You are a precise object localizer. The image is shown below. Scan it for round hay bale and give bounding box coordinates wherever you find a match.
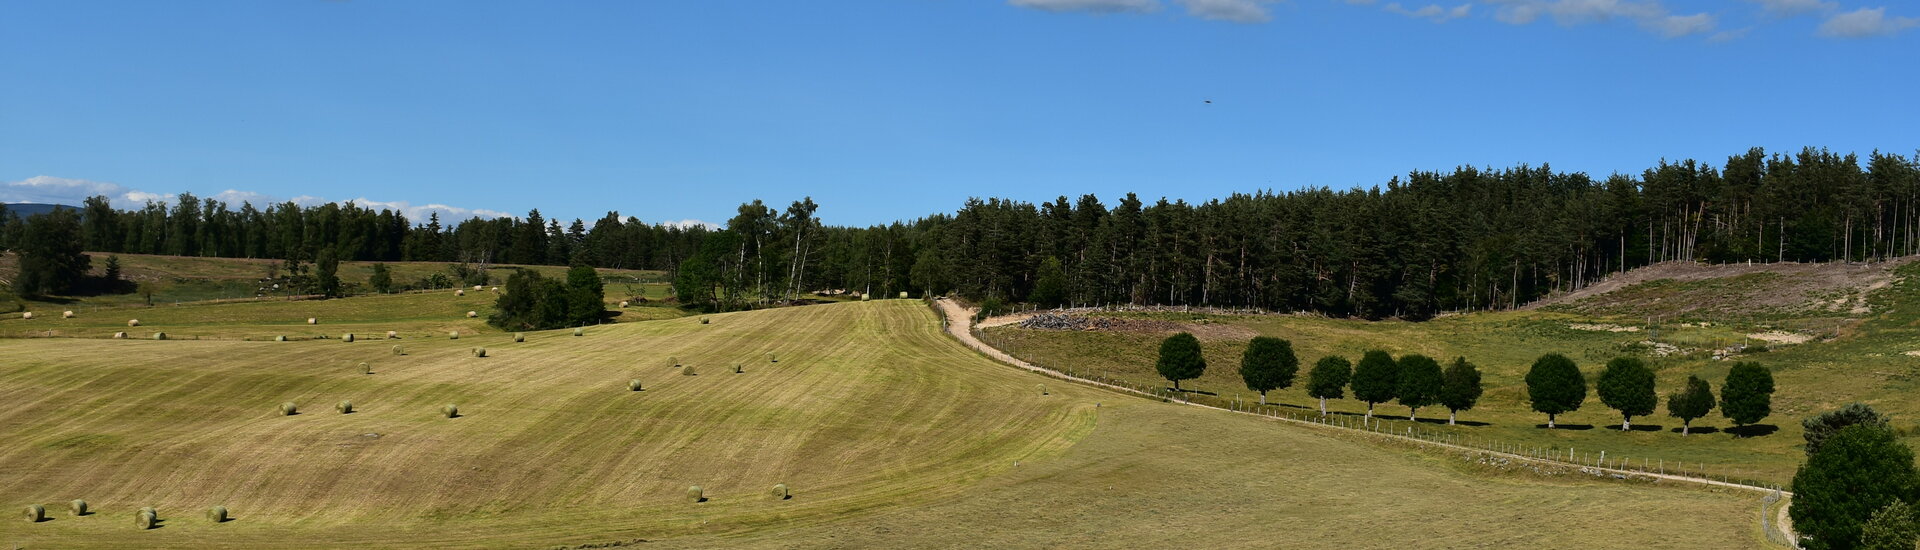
[490,286,498,292]
[274,335,287,342]
[473,285,484,291]
[455,289,466,296]
[307,318,317,325]
[513,333,525,343]
[733,364,743,374]
[391,344,405,356]
[63,310,74,319]
[466,311,478,318]
[23,503,44,522]
[573,327,584,337]
[442,404,459,418]
[113,331,128,339]
[670,356,680,367]
[69,499,88,516]
[337,400,354,414]
[359,362,372,375]
[135,508,155,529]
[127,319,141,327]
[700,318,710,325]
[769,483,790,500]
[682,365,697,376]
[20,312,32,320]
[152,332,167,341]
[618,301,629,308]
[448,331,460,340]
[861,294,870,301]
[386,331,399,339]
[472,347,487,358]
[628,379,644,391]
[206,506,227,523]
[342,333,355,343]
[899,291,909,299]
[280,402,298,416]
[1037,383,1048,396]
[686,485,705,503]
[767,352,777,363]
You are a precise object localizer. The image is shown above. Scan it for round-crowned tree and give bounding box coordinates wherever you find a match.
[1306,356,1352,416]
[1803,403,1890,457]
[1721,361,1776,433]
[1394,354,1442,422]
[1666,375,1715,435]
[1596,357,1657,431]
[1156,332,1206,392]
[1439,357,1483,426]
[1524,353,1586,429]
[1859,500,1919,550]
[1791,423,1920,550]
[1238,336,1298,405]
[1350,350,1398,420]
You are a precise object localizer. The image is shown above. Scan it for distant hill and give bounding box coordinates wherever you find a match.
[1,203,77,218]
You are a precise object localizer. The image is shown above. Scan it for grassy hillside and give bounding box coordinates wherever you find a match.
[980,261,1920,487]
[0,301,1767,548]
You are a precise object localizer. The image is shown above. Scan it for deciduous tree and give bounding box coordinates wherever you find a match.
[1307,356,1351,416]
[1395,354,1442,422]
[1597,357,1656,431]
[1439,357,1483,426]
[1156,332,1206,392]
[1350,350,1398,420]
[1238,336,1298,405]
[1666,375,1715,435]
[1525,353,1586,429]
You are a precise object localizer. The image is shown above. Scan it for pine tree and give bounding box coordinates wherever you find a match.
[368,263,394,294]
[1394,354,1442,422]
[1524,353,1586,429]
[1029,256,1067,308]
[1596,357,1657,431]
[1238,336,1298,405]
[1155,332,1206,392]
[1349,350,1399,420]
[1306,356,1351,416]
[1439,357,1482,426]
[1666,375,1715,435]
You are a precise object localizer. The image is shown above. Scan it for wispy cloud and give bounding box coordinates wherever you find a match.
[2,176,511,223]
[1486,0,1716,37]
[1741,0,1836,17]
[1007,0,1163,14]
[1177,0,1278,23]
[1384,3,1473,23]
[1817,6,1920,37]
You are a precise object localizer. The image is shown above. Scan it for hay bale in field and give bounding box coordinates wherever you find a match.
[63,310,74,319]
[391,344,405,356]
[1037,383,1048,396]
[206,506,227,523]
[573,327,584,337]
[700,318,709,325]
[455,289,466,296]
[670,356,680,367]
[618,301,629,308]
[275,335,287,342]
[135,508,155,529]
[127,319,140,327]
[442,404,459,418]
[466,311,478,318]
[490,286,498,292]
[473,285,484,291]
[386,331,399,339]
[359,362,372,375]
[336,400,354,414]
[23,503,44,522]
[448,331,460,340]
[280,402,298,416]
[472,347,487,358]
[113,331,128,339]
[69,499,88,516]
[20,312,32,320]
[682,365,697,376]
[686,485,705,503]
[733,364,743,374]
[342,333,355,342]
[307,318,317,325]
[513,333,525,342]
[152,332,167,340]
[767,352,777,363]
[629,379,644,391]
[769,484,790,500]
[899,291,909,299]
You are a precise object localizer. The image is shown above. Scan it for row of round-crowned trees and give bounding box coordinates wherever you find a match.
[1524,353,1775,434]
[1157,334,1487,425]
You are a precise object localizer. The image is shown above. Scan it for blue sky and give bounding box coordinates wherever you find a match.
[3,0,1917,227]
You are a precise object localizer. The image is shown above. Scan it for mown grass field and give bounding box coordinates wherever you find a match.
[981,262,1920,487]
[0,300,1769,548]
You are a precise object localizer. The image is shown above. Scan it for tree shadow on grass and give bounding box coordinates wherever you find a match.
[1169,388,1217,396]
[1535,424,1596,430]
[1672,426,1720,435]
[1604,424,1666,432]
[1725,424,1779,438]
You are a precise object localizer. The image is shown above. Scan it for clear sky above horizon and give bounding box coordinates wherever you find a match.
[4,0,1917,227]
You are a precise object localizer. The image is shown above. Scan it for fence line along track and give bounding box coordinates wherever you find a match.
[930,298,1800,549]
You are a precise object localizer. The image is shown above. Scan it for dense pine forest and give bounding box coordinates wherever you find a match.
[5,146,1919,318]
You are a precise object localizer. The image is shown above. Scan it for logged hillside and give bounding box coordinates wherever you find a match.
[0,301,1768,548]
[1531,258,1914,320]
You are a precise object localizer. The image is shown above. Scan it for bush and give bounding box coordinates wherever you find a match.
[135,508,156,529]
[513,333,525,343]
[629,379,644,391]
[472,347,487,358]
[24,503,44,523]
[69,499,87,516]
[336,400,354,414]
[342,333,355,342]
[360,362,372,375]
[443,404,459,418]
[206,506,227,523]
[683,365,698,376]
[280,402,298,416]
[391,344,404,356]
[770,483,790,500]
[687,485,705,503]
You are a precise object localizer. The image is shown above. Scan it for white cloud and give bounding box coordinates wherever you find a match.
[1644,12,1716,37]
[1008,0,1163,13]
[1817,7,1920,37]
[661,219,720,230]
[2,175,510,223]
[1178,0,1277,22]
[1486,0,1715,37]
[1385,3,1472,22]
[0,176,140,204]
[1742,0,1835,17]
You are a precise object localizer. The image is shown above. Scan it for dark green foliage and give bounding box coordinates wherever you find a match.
[565,265,605,327]
[12,207,90,296]
[314,248,342,298]
[490,269,605,331]
[1439,357,1483,425]
[973,297,1008,323]
[1792,423,1920,550]
[1154,332,1206,391]
[1349,350,1398,419]
[1805,404,1891,457]
[1029,256,1067,307]
[1666,375,1715,435]
[1596,357,1657,431]
[1524,353,1586,428]
[1721,362,1775,428]
[1237,337,1298,404]
[103,255,122,282]
[1394,354,1442,421]
[1307,356,1351,415]
[368,262,394,293]
[1860,500,1919,550]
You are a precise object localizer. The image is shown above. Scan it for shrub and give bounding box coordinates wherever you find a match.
[280,402,298,416]
[69,499,87,516]
[360,362,372,375]
[629,379,644,391]
[770,483,790,500]
[472,347,487,357]
[513,333,525,343]
[391,344,404,356]
[443,404,459,418]
[687,485,705,503]
[153,332,167,340]
[573,327,584,337]
[128,319,140,327]
[342,333,355,342]
[24,503,44,523]
[337,400,354,414]
[449,331,460,340]
[207,506,227,523]
[683,365,697,376]
[135,508,155,529]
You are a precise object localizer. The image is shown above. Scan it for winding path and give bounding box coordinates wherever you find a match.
[933,298,1801,548]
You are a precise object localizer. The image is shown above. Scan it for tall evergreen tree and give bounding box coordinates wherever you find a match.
[1030,256,1067,308]
[1237,336,1298,405]
[1439,357,1483,426]
[1155,332,1206,392]
[1306,356,1351,416]
[1394,354,1443,422]
[1524,353,1586,429]
[1596,357,1657,431]
[1350,350,1399,420]
[1666,375,1715,435]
